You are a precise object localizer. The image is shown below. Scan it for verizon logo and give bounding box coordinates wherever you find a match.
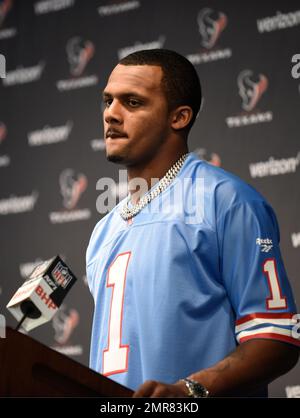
[28,121,73,146]
[34,0,75,15]
[257,10,300,33]
[2,63,45,86]
[249,153,299,178]
[0,192,38,215]
[118,36,165,60]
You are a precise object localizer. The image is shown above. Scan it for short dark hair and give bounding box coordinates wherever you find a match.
[119,49,202,132]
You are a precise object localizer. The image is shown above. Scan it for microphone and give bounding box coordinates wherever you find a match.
[6,255,77,332]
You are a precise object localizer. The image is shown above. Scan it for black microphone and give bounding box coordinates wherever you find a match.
[7,255,77,332]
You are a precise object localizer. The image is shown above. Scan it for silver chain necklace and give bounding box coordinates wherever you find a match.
[120,153,189,221]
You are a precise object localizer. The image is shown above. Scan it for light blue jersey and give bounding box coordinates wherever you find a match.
[86,153,298,393]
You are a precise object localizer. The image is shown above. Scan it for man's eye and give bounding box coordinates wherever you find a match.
[128,99,140,107]
[103,99,112,107]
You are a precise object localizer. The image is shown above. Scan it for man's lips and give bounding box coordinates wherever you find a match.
[106,129,127,139]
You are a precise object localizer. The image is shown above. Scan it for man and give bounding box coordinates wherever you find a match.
[86,49,299,397]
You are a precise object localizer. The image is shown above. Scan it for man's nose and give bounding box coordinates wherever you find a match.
[104,100,123,125]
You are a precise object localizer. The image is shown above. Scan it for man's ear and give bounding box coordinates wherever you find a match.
[170,106,193,131]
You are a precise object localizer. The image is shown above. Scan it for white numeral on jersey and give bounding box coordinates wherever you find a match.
[103,252,131,376]
[263,259,287,310]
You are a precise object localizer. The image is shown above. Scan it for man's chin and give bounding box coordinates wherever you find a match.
[106,153,125,164]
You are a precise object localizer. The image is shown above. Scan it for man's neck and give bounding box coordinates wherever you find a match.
[127,145,189,205]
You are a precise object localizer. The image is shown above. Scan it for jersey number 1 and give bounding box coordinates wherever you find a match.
[263,258,287,310]
[102,252,130,376]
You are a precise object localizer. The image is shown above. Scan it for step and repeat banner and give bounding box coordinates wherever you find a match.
[0,0,299,397]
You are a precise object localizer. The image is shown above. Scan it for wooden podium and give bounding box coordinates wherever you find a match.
[0,327,133,397]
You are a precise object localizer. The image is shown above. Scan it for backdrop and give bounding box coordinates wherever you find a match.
[0,0,299,397]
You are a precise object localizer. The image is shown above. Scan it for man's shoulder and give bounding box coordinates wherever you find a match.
[188,153,267,206]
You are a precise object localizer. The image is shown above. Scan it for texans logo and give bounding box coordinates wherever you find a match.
[238,70,268,112]
[197,8,227,49]
[66,36,95,77]
[59,169,87,210]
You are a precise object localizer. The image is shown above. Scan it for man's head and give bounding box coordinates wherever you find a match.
[119,49,202,129]
[103,49,202,165]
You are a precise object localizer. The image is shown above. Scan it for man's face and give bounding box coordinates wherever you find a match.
[102,64,171,166]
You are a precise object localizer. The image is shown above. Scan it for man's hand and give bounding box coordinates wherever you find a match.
[133,380,189,398]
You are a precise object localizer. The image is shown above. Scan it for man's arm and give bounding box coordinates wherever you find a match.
[132,339,299,397]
